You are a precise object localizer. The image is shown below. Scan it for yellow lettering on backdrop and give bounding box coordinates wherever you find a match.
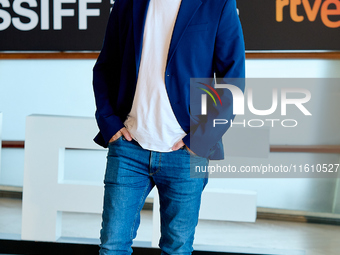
[276,0,289,22]
[302,0,322,21]
[290,0,304,22]
[321,0,340,28]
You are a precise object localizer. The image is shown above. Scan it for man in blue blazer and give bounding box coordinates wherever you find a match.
[93,0,245,254]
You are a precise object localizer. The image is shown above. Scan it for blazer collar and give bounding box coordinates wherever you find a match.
[133,0,151,78]
[133,0,202,75]
[167,0,202,66]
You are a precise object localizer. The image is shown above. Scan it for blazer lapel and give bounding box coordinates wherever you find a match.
[133,0,151,77]
[167,0,202,66]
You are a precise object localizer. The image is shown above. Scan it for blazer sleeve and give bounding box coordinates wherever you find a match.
[182,0,246,158]
[92,0,125,146]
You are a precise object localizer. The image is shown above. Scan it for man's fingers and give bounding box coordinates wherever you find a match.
[120,127,132,141]
[109,130,121,143]
[172,140,184,151]
[109,127,132,143]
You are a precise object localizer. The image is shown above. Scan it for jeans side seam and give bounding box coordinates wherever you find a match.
[130,180,151,240]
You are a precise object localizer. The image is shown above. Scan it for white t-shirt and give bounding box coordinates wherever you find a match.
[124,0,186,152]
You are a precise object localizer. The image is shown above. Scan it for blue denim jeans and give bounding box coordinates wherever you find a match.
[99,136,209,255]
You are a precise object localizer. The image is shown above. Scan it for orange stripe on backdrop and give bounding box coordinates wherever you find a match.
[2,141,340,153]
[1,52,340,59]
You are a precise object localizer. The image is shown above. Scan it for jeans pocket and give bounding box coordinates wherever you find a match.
[108,135,123,146]
[183,146,201,158]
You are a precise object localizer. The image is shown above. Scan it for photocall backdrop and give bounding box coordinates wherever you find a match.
[0,0,339,51]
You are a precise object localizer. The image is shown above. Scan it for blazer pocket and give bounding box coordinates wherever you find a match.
[185,23,208,32]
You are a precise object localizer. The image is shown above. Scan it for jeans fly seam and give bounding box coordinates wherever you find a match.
[153,152,162,175]
[148,152,152,175]
[149,152,161,176]
[130,180,151,240]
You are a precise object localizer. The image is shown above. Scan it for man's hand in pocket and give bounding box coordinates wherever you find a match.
[109,127,133,143]
[172,139,198,155]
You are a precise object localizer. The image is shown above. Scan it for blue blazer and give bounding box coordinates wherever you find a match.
[93,0,245,159]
